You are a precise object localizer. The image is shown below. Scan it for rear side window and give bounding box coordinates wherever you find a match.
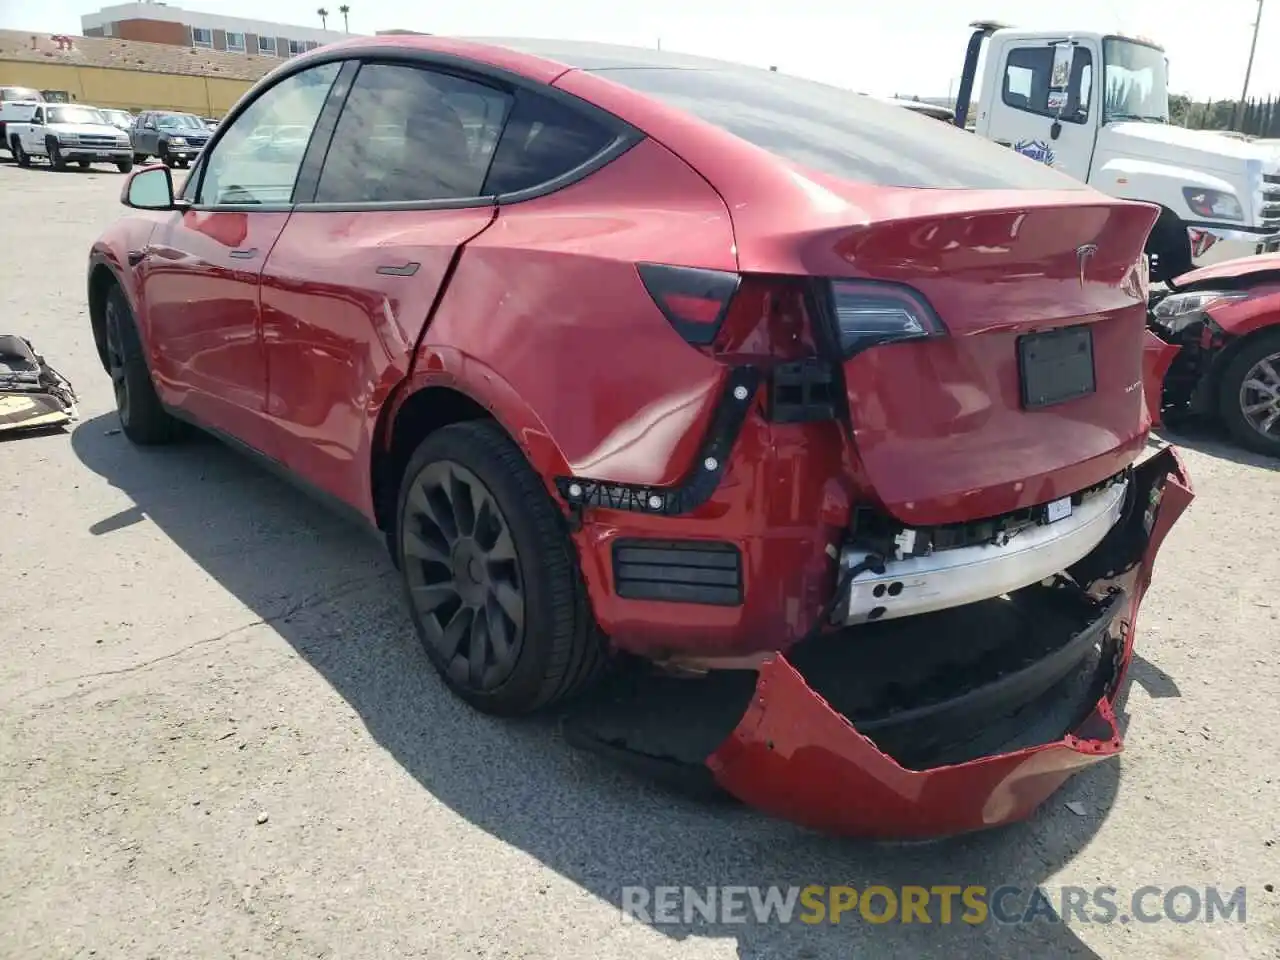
[594,67,1087,191]
[315,63,512,203]
[482,91,616,195]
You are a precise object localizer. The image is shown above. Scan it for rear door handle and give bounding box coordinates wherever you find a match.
[229,248,258,259]
[376,261,420,277]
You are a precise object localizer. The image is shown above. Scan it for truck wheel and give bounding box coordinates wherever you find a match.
[116,159,134,174]
[395,421,605,716]
[133,153,146,164]
[1218,330,1280,458]
[158,143,170,166]
[103,285,185,446]
[11,137,30,168]
[77,159,91,169]
[45,138,67,171]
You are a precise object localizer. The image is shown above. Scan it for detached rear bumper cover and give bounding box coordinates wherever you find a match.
[706,446,1193,839]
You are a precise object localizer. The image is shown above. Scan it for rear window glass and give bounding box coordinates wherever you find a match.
[593,67,1087,191]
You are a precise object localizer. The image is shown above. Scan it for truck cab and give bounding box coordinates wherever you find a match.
[956,22,1280,282]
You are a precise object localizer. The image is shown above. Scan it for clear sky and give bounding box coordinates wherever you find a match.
[0,0,1272,101]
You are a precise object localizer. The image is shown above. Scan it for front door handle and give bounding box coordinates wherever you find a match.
[376,261,420,277]
[229,248,258,259]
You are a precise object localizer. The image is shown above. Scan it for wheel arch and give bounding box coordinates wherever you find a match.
[87,258,123,372]
[370,362,575,538]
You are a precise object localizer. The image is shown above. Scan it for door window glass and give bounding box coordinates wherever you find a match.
[1002,46,1094,123]
[314,63,512,204]
[197,61,341,206]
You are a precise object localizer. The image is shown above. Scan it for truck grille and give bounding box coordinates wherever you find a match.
[1261,173,1280,229]
[75,135,122,148]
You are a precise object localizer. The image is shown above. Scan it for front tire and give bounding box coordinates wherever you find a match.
[103,285,184,446]
[396,421,604,715]
[46,138,67,170]
[116,159,133,174]
[1218,330,1280,457]
[77,159,91,169]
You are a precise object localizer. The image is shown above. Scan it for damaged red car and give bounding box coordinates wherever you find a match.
[86,36,1193,839]
[1146,251,1280,457]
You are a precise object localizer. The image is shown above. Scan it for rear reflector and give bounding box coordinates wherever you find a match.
[829,279,945,355]
[638,262,741,346]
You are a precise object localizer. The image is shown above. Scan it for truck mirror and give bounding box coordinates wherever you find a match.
[1048,42,1076,120]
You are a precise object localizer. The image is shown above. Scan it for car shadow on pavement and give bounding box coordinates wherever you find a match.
[72,413,1122,960]
[1154,421,1279,471]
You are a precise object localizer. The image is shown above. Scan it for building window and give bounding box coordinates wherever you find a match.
[192,27,213,47]
[226,31,245,52]
[102,22,113,37]
[288,39,302,55]
[258,35,276,54]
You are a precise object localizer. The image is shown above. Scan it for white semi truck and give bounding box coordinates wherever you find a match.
[953,20,1280,282]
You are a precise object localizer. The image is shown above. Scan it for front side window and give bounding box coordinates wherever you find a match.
[314,63,512,204]
[1103,39,1170,123]
[198,61,341,206]
[1001,45,1094,124]
[192,27,213,47]
[597,66,1084,190]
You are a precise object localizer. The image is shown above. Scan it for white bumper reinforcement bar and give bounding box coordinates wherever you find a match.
[840,478,1129,624]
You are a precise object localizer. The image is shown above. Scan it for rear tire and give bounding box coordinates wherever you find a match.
[396,421,605,715]
[1218,330,1280,458]
[12,138,30,168]
[103,285,185,446]
[158,143,170,167]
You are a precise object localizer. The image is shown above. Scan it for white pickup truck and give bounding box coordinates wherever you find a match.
[6,102,133,172]
[954,20,1280,282]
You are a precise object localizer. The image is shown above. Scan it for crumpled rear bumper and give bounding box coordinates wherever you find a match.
[704,446,1193,839]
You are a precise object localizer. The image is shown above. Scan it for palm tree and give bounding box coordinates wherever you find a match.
[338,4,350,31]
[317,7,329,29]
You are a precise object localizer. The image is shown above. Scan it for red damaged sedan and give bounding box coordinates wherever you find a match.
[86,36,1193,839]
[1145,251,1280,457]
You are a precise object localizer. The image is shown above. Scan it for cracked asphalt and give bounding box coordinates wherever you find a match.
[1,160,1278,960]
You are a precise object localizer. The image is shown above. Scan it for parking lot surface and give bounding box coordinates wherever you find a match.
[1,160,1278,960]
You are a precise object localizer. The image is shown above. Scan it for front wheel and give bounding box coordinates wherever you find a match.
[77,159,91,169]
[116,159,133,174]
[103,286,185,446]
[396,421,604,715]
[1219,331,1280,458]
[46,138,67,170]
[133,153,146,164]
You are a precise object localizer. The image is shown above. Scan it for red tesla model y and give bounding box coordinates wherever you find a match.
[88,35,1194,838]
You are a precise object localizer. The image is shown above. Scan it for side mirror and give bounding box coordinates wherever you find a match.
[121,165,176,210]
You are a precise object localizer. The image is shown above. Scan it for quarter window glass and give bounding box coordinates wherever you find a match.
[198,61,340,206]
[314,63,512,203]
[1002,46,1094,123]
[482,91,615,195]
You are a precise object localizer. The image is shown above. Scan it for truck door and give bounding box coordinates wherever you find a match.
[980,38,1099,183]
[23,106,43,150]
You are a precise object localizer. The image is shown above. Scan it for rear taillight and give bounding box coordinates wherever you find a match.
[829,280,945,355]
[637,262,740,346]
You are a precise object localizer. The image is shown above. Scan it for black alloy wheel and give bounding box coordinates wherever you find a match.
[402,459,526,693]
[395,421,605,715]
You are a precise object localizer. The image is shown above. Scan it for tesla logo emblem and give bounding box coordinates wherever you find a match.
[1076,244,1098,287]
